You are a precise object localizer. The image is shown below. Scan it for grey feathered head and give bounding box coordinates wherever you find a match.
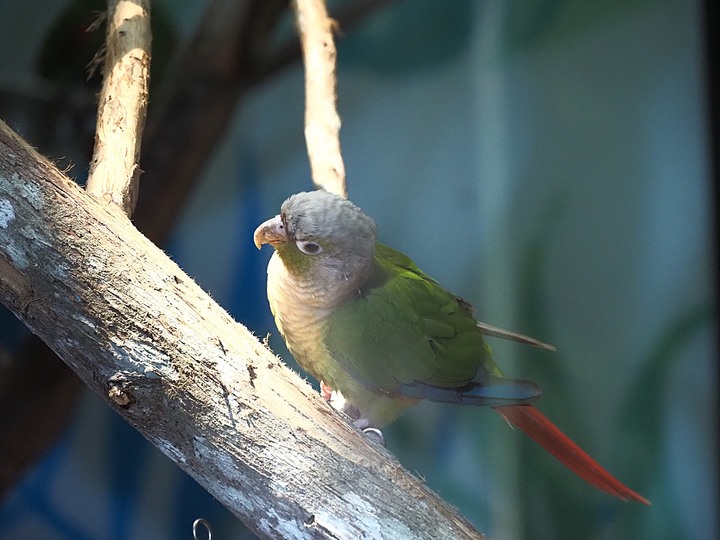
[255,190,377,286]
[282,191,376,248]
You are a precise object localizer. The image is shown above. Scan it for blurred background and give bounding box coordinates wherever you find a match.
[0,0,717,539]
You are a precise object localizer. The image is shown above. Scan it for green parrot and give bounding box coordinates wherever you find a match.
[254,190,648,504]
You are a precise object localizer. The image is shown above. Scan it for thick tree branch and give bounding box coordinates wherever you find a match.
[0,120,485,539]
[87,0,151,214]
[293,0,347,198]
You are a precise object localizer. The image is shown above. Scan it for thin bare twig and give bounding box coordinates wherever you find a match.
[86,0,151,215]
[293,0,347,198]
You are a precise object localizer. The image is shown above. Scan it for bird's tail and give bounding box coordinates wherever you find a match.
[494,404,650,505]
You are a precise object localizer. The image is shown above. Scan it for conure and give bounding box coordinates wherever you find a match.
[254,190,648,504]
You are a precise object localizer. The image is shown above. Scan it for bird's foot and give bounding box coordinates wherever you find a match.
[361,427,385,447]
[320,386,382,445]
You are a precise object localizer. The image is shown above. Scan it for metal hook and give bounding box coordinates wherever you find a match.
[193,518,213,540]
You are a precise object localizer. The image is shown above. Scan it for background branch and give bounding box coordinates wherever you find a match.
[293,0,347,198]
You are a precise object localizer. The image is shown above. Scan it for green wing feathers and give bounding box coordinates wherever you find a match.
[324,243,499,395]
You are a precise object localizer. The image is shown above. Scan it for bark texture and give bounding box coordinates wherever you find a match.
[86,0,151,214]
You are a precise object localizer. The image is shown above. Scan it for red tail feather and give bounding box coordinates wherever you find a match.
[494,404,650,505]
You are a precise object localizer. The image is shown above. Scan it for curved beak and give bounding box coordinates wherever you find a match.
[253,215,287,249]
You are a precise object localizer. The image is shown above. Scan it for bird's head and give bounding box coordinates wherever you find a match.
[254,190,377,285]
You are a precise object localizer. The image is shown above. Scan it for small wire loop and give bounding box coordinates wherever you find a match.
[193,518,213,540]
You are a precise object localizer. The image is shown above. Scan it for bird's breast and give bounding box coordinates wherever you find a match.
[266,253,334,374]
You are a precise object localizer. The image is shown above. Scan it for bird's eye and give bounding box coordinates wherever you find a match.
[297,240,322,255]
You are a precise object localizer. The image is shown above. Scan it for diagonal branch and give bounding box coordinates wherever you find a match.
[0,120,486,539]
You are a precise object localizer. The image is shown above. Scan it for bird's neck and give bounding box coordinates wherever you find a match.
[267,252,368,311]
